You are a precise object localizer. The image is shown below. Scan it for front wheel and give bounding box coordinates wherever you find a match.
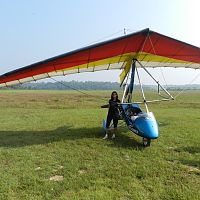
[143,138,151,147]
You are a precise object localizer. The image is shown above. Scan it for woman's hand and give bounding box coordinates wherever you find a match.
[101,104,109,108]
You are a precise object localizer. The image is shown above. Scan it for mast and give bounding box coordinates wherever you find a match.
[127,59,136,103]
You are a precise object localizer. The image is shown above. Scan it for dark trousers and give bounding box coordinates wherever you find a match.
[106,113,118,128]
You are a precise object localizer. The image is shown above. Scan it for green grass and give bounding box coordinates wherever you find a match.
[0,90,199,200]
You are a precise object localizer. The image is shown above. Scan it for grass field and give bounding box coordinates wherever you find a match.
[0,90,199,200]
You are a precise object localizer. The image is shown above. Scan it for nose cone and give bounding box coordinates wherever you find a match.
[135,112,159,139]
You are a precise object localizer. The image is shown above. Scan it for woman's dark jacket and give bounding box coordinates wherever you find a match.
[101,99,121,118]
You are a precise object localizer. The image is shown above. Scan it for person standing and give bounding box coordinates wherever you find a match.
[101,91,121,139]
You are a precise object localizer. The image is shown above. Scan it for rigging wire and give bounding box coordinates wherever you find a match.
[135,66,149,112]
[174,70,200,99]
[82,27,137,48]
[125,28,138,33]
[83,29,124,47]
[159,68,168,87]
[137,60,174,100]
[148,35,168,87]
[49,77,109,102]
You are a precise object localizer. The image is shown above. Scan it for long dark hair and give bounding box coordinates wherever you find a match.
[111,91,119,101]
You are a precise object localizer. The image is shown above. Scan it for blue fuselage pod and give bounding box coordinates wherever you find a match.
[134,112,159,139]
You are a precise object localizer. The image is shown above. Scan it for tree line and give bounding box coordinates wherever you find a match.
[1,81,200,90]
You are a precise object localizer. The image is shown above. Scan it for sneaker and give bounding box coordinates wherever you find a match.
[103,134,108,140]
[111,134,115,139]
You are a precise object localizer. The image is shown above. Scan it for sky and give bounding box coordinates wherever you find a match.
[0,0,200,85]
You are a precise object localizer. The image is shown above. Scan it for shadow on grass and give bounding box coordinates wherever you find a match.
[175,146,200,154]
[174,146,200,170]
[0,126,143,149]
[106,132,144,150]
[179,159,200,169]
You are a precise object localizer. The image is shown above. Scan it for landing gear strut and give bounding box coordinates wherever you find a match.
[143,138,151,147]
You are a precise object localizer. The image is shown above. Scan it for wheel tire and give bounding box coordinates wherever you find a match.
[143,138,151,147]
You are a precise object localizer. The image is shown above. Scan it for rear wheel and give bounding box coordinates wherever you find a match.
[143,138,151,147]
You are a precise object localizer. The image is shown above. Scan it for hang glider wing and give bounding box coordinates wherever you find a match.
[0,28,200,87]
